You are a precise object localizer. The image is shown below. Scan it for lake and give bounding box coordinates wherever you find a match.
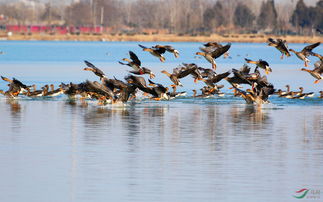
[0,41,322,202]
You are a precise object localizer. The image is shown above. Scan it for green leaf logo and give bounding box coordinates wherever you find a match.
[293,188,309,199]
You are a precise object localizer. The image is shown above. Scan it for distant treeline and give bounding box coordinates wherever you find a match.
[0,0,322,36]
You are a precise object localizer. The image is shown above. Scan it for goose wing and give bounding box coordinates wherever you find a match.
[209,71,231,83]
[302,42,321,56]
[210,43,231,59]
[84,60,105,78]
[129,51,141,66]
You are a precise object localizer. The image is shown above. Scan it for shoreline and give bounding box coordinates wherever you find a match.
[1,33,322,43]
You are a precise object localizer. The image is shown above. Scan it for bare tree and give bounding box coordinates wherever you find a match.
[0,0,320,36]
[65,2,92,26]
[234,3,255,30]
[257,0,278,32]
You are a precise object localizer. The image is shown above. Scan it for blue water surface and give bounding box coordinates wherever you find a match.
[0,41,322,202]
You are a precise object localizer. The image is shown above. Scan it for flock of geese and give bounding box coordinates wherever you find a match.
[0,39,322,105]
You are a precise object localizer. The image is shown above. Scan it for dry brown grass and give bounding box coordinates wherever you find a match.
[1,33,322,43]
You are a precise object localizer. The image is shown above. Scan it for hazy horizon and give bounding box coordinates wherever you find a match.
[0,0,320,6]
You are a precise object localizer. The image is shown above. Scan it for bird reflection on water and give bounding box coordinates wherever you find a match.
[7,99,21,115]
[63,100,274,140]
[230,104,271,129]
[54,99,323,147]
[81,104,168,132]
[5,99,22,133]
